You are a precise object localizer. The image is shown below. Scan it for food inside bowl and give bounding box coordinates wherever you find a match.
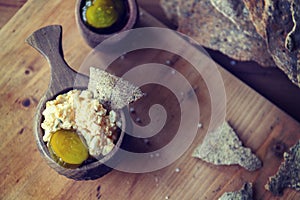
[48,129,89,168]
[81,0,128,33]
[41,67,143,168]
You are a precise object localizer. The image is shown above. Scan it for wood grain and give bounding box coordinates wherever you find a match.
[0,0,299,200]
[2,1,300,122]
[0,0,27,28]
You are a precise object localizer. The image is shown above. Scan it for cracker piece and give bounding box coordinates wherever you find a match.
[244,0,300,87]
[159,0,180,26]
[176,0,275,67]
[88,67,143,109]
[265,140,300,196]
[218,182,253,200]
[209,0,259,38]
[193,121,262,171]
[161,0,300,87]
[285,0,300,52]
[264,0,300,87]
[242,0,269,39]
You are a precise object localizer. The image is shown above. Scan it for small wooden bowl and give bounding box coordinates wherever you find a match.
[75,0,139,48]
[26,25,126,180]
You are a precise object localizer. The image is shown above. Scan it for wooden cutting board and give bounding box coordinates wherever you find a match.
[0,0,299,199]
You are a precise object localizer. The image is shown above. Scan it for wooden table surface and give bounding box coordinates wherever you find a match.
[1,1,300,122]
[1,0,300,200]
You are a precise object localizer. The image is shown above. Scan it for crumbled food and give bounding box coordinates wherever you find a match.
[41,90,78,142]
[218,182,253,200]
[42,67,143,167]
[265,140,300,196]
[193,121,262,171]
[42,89,118,158]
[73,90,118,157]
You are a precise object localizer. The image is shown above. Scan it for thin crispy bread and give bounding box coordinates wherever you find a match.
[265,140,300,196]
[176,0,275,66]
[159,0,180,26]
[242,0,269,39]
[243,0,300,87]
[218,183,253,200]
[209,0,259,38]
[264,0,299,86]
[160,0,300,87]
[193,121,262,171]
[88,67,143,109]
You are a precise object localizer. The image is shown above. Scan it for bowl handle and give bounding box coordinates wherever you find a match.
[25,25,88,96]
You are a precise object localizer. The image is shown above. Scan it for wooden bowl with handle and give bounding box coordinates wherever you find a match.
[75,0,139,48]
[26,25,126,180]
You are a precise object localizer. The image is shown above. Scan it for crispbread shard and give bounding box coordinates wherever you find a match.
[243,0,300,87]
[159,0,180,26]
[241,0,269,39]
[263,0,300,87]
[193,121,262,171]
[265,140,300,196]
[285,0,300,52]
[88,67,143,109]
[160,0,300,88]
[160,0,275,67]
[218,182,253,200]
[209,0,259,38]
